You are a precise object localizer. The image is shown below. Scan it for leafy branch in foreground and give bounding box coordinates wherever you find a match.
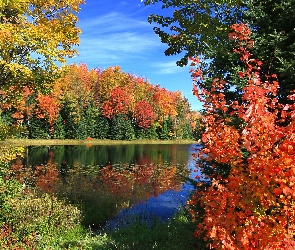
[188,23,295,249]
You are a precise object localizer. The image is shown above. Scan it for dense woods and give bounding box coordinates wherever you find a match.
[0,63,200,140]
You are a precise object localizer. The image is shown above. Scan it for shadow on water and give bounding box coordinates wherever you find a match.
[7,143,202,231]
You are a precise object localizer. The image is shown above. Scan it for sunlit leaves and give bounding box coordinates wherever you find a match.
[189,23,295,249]
[143,0,243,66]
[1,62,196,140]
[95,66,135,104]
[133,100,156,129]
[35,93,60,134]
[102,87,132,119]
[152,85,177,122]
[0,0,84,89]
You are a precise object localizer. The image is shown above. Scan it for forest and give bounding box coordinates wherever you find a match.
[0,63,200,141]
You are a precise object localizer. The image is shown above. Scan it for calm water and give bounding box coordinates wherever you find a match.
[10,143,201,230]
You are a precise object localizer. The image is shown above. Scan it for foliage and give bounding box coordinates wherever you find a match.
[28,115,48,139]
[135,123,158,140]
[1,64,197,141]
[0,167,81,249]
[152,85,177,122]
[0,113,11,140]
[188,23,295,249]
[35,93,60,135]
[52,115,66,139]
[3,193,81,249]
[95,115,110,139]
[143,0,243,66]
[109,114,135,141]
[244,0,295,103]
[102,87,132,119]
[0,0,84,91]
[133,100,156,129]
[157,117,174,140]
[144,0,295,107]
[94,66,135,104]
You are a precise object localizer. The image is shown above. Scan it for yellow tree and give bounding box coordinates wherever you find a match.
[94,66,135,104]
[152,85,177,123]
[52,63,96,124]
[0,0,84,91]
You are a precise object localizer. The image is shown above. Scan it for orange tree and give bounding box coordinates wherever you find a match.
[188,23,295,249]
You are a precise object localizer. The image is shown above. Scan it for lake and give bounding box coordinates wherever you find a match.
[8,143,201,230]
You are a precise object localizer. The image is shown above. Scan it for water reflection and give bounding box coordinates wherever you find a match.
[104,145,202,230]
[7,144,200,229]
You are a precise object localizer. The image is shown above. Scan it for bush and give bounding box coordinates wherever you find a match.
[0,177,81,249]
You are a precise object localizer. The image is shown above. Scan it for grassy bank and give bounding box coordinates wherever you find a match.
[3,138,198,146]
[58,209,202,250]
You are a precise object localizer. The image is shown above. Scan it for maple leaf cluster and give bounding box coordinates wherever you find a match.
[188,23,295,249]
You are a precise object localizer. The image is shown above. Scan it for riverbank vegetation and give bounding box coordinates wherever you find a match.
[3,138,198,146]
[0,166,199,249]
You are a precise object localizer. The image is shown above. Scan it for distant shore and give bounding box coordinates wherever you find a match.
[3,138,198,146]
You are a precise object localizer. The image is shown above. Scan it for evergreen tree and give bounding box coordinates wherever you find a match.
[52,116,66,139]
[28,116,48,139]
[109,114,135,140]
[95,115,110,139]
[157,118,173,140]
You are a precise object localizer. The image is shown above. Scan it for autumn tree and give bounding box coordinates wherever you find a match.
[53,63,96,110]
[188,23,295,249]
[53,63,97,139]
[152,85,177,122]
[101,87,132,119]
[132,76,153,104]
[35,93,60,136]
[132,100,156,129]
[144,0,295,104]
[94,66,135,104]
[0,86,35,125]
[0,0,84,90]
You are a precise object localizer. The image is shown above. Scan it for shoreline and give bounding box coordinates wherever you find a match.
[3,138,198,146]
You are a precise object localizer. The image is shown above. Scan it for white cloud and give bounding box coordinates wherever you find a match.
[79,12,150,34]
[151,61,189,75]
[72,12,161,66]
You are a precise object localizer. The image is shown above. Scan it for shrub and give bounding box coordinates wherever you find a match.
[0,177,81,249]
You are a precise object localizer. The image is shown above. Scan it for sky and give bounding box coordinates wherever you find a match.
[67,0,203,111]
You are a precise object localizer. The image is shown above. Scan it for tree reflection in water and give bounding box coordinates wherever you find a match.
[7,144,198,229]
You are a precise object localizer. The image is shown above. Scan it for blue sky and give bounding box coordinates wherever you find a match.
[67,0,203,111]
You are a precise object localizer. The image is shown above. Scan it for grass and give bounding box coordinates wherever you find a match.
[58,209,205,250]
[3,138,198,146]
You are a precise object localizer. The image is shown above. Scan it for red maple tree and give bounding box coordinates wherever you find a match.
[188,23,295,249]
[132,100,156,128]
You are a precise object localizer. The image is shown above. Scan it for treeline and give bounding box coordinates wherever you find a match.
[1,64,201,140]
